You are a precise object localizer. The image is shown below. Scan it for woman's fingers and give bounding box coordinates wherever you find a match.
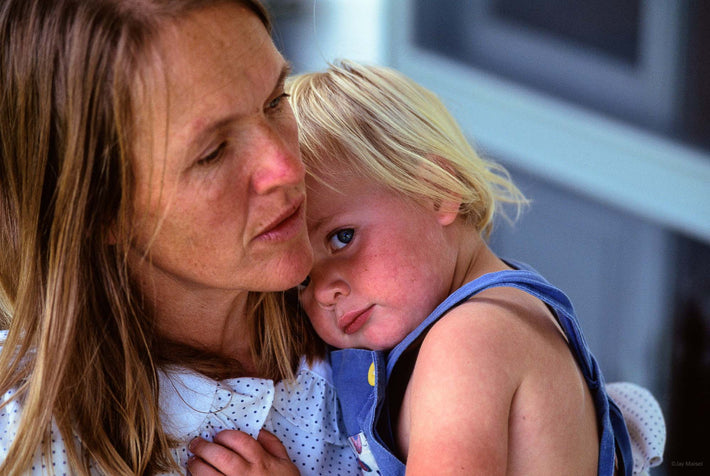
[188,435,249,475]
[256,429,290,460]
[189,431,301,476]
[186,452,226,476]
[213,430,268,463]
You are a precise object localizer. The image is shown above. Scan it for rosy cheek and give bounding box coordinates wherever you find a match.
[309,309,325,328]
[307,307,335,335]
[300,296,319,325]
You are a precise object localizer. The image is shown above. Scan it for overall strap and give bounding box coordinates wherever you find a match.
[386,269,590,377]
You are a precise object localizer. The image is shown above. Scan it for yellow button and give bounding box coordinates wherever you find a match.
[368,362,376,386]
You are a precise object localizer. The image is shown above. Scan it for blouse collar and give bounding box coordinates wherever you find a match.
[159,357,343,445]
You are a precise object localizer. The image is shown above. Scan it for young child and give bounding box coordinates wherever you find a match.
[287,60,633,476]
[193,61,667,475]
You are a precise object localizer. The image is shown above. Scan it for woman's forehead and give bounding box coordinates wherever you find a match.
[155,4,276,111]
[130,3,283,167]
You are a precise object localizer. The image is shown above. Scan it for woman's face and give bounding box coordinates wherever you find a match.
[130,3,312,297]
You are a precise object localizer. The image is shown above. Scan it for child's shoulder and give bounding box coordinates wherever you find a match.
[402,282,599,474]
[400,286,571,470]
[413,285,573,389]
[427,286,560,350]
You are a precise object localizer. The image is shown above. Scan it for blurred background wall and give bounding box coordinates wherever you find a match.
[265,1,710,473]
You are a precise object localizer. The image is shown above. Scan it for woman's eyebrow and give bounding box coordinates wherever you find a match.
[184,62,294,160]
[275,61,293,93]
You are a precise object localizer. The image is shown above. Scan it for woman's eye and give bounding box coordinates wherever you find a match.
[267,93,290,110]
[299,275,311,288]
[328,228,354,251]
[197,142,226,166]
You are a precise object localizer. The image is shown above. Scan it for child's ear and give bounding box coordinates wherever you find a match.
[425,153,461,226]
[433,199,461,226]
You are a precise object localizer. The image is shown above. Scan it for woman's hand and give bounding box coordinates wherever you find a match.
[187,429,300,476]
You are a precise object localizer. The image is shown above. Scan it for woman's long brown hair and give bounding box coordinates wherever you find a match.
[0,0,321,473]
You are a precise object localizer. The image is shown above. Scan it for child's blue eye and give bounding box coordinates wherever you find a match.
[328,228,354,250]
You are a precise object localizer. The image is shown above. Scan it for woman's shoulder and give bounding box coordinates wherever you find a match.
[0,386,79,474]
[0,330,23,433]
[1,384,22,429]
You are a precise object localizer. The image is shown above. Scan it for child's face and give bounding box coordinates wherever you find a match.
[300,173,459,350]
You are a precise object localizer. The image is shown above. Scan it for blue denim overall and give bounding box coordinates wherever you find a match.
[330,264,633,476]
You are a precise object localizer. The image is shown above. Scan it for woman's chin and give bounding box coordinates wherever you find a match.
[263,248,314,292]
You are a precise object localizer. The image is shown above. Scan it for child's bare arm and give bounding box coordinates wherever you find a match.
[187,429,300,476]
[401,289,597,475]
[401,302,518,475]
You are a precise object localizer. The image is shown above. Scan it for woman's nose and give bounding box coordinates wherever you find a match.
[250,121,304,194]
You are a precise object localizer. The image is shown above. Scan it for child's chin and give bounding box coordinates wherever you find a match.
[363,340,398,352]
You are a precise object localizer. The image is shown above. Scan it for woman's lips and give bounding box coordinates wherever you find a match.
[339,305,374,335]
[254,199,305,242]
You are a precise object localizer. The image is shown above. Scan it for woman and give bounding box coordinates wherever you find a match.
[0,0,356,474]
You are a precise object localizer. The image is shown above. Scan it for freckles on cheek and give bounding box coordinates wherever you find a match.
[197,165,247,216]
[310,314,335,343]
[183,177,227,217]
[369,251,400,281]
[301,299,329,336]
[131,190,167,235]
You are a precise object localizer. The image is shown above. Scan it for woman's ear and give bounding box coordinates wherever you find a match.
[106,229,117,245]
[103,218,118,245]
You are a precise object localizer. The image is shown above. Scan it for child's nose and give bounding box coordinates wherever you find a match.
[311,269,350,308]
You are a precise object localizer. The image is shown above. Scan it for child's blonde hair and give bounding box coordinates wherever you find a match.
[287,60,527,237]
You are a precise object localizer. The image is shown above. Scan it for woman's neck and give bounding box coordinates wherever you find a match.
[134,264,257,372]
[155,290,260,377]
